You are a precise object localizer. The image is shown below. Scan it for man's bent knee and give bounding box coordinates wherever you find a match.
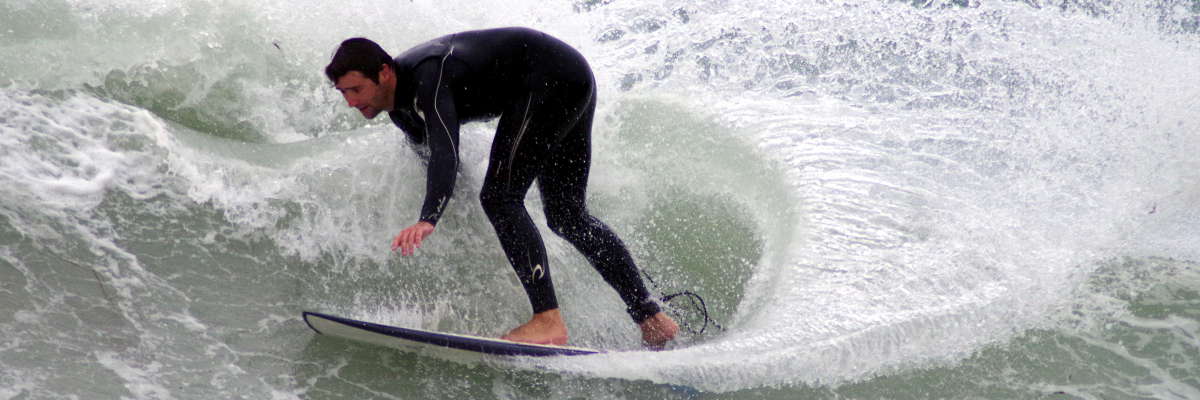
[544,210,589,239]
[479,190,524,222]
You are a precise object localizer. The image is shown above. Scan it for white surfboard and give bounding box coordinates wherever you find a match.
[302,311,602,357]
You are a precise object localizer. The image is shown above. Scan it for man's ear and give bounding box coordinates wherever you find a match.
[379,63,395,84]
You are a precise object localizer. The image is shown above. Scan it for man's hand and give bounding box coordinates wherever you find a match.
[392,221,435,256]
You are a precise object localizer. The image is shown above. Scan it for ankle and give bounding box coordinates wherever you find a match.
[531,309,563,323]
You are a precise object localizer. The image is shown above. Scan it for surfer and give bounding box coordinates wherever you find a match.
[324,27,678,347]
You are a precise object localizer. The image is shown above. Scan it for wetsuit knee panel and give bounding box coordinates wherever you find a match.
[479,188,527,216]
[543,209,588,238]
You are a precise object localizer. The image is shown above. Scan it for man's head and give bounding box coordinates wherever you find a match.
[325,38,396,119]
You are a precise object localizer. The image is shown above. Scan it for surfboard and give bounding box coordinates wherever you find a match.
[302,311,602,357]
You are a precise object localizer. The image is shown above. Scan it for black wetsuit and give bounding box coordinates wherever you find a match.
[387,27,661,323]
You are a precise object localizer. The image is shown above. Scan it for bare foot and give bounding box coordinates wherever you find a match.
[501,309,568,346]
[639,312,679,349]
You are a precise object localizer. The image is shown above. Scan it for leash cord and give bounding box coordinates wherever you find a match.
[640,269,725,336]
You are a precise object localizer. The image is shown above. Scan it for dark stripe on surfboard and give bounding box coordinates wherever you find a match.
[303,311,601,357]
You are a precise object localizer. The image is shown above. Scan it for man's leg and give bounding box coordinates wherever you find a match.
[479,92,571,345]
[537,94,679,347]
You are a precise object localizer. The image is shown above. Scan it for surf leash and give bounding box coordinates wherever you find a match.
[640,270,725,336]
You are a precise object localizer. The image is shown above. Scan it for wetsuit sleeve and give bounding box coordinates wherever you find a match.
[412,58,461,226]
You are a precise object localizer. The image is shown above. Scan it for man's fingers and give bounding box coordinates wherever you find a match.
[403,230,420,256]
[393,232,409,253]
[405,237,415,255]
[392,222,433,255]
[401,231,412,255]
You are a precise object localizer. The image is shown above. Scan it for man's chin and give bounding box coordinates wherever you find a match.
[360,109,380,119]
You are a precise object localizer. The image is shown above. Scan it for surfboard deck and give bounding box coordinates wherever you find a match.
[302,311,603,357]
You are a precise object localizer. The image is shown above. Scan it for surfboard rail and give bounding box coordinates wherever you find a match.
[302,311,602,357]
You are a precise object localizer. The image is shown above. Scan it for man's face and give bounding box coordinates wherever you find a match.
[334,67,393,119]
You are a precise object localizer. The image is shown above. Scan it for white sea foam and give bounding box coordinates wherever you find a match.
[0,91,161,208]
[95,351,176,400]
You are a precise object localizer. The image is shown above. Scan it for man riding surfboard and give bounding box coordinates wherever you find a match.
[324,27,678,347]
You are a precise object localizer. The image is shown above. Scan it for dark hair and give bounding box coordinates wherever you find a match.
[325,38,394,84]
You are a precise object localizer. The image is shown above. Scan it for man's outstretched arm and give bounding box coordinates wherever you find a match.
[393,57,461,254]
